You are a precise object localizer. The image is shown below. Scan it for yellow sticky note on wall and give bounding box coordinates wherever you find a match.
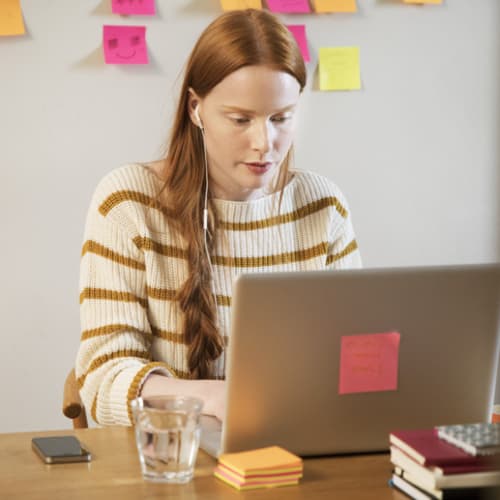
[220,0,262,10]
[319,47,361,91]
[313,0,358,13]
[403,0,442,4]
[0,0,25,36]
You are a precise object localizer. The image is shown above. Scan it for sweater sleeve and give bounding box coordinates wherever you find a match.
[326,195,362,270]
[75,181,175,426]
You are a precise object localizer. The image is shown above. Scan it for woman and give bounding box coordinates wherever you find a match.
[76,8,362,426]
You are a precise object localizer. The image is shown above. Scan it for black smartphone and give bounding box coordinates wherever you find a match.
[31,436,91,464]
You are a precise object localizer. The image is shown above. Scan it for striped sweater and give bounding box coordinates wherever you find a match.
[75,163,362,425]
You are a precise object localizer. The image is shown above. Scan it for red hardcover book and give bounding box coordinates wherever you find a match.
[389,428,494,467]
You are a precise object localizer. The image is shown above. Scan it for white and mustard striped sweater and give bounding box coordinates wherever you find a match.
[75,163,362,425]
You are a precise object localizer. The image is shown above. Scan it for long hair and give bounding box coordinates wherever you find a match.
[158,9,307,379]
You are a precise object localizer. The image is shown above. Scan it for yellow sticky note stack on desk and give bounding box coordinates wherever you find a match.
[214,446,303,490]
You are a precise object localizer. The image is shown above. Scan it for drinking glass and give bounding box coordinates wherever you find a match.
[130,395,204,483]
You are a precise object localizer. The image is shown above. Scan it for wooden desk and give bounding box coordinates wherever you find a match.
[0,427,406,499]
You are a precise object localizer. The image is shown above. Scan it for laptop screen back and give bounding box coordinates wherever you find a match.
[222,264,500,456]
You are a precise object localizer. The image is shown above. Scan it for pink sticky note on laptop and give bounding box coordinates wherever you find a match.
[111,0,156,15]
[339,332,400,394]
[266,0,311,13]
[287,25,310,62]
[103,25,148,65]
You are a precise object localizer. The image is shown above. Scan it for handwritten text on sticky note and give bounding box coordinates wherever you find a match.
[267,0,311,13]
[339,332,400,394]
[287,25,310,62]
[220,0,262,10]
[103,25,148,65]
[319,46,361,91]
[112,0,156,15]
[313,0,357,13]
[0,0,25,36]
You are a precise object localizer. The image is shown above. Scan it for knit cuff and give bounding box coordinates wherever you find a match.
[108,362,176,425]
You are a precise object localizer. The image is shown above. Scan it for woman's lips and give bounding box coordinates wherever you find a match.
[244,162,272,174]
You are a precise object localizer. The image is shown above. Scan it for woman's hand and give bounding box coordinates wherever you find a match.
[199,380,226,421]
[140,374,226,421]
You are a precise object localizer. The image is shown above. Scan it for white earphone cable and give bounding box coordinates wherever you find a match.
[199,122,225,377]
[200,126,215,285]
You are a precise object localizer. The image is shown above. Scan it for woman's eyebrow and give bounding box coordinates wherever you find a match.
[220,104,296,113]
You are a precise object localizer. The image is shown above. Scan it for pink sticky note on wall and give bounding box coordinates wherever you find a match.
[103,25,148,65]
[287,25,310,62]
[339,332,400,395]
[266,0,311,13]
[112,0,156,15]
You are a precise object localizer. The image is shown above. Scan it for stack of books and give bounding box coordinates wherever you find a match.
[213,445,303,491]
[388,427,500,499]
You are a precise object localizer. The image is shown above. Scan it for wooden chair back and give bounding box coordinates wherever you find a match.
[62,368,88,429]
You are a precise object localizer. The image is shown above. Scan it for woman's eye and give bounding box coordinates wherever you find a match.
[271,115,289,123]
[232,117,250,125]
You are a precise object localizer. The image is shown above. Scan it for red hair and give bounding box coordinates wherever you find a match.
[158,9,307,379]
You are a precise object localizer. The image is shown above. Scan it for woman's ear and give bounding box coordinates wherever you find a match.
[187,88,203,129]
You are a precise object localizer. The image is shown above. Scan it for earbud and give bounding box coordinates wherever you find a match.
[194,106,203,130]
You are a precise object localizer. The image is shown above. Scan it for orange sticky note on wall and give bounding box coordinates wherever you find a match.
[403,0,442,4]
[339,332,400,394]
[492,405,500,424]
[313,0,357,13]
[0,0,25,36]
[220,0,262,10]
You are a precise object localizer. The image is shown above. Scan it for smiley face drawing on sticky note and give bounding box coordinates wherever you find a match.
[338,331,400,395]
[103,25,148,65]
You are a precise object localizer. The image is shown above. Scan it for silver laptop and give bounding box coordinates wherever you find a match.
[200,264,500,457]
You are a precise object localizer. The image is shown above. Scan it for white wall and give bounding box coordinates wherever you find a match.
[1,0,498,432]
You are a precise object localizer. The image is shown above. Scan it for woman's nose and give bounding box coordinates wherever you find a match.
[250,120,273,155]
